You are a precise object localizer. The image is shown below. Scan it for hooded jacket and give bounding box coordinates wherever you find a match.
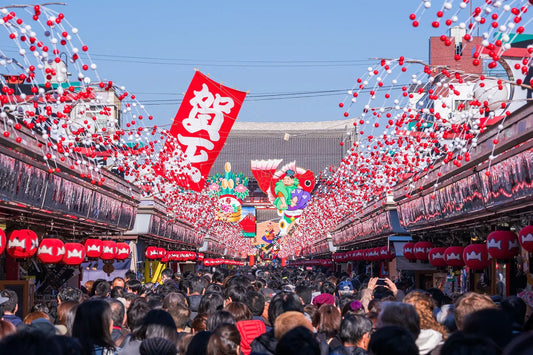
[416,328,443,355]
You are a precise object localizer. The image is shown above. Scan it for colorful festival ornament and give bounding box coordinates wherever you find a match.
[251,160,315,236]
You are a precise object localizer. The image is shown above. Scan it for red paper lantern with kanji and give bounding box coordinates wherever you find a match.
[0,229,6,255]
[519,226,533,252]
[445,246,465,267]
[157,247,166,259]
[7,229,39,258]
[428,247,447,268]
[403,242,416,260]
[414,241,434,261]
[463,244,490,270]
[145,246,160,260]
[197,253,205,261]
[100,241,117,260]
[63,243,86,265]
[85,239,103,258]
[115,242,130,260]
[37,238,65,264]
[487,231,519,260]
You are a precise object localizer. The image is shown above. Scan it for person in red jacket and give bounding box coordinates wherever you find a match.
[225,301,266,355]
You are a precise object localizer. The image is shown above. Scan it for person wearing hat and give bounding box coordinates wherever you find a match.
[338,280,355,297]
[0,289,22,327]
[312,294,336,308]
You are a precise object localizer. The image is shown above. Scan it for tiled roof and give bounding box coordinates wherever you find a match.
[212,119,356,178]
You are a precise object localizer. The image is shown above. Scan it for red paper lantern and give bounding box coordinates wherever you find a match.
[100,241,117,260]
[354,250,364,261]
[0,229,6,255]
[519,226,533,252]
[368,248,378,261]
[145,246,160,260]
[7,229,39,258]
[157,248,166,259]
[379,246,395,261]
[197,253,205,261]
[115,242,130,260]
[463,244,490,270]
[428,247,447,268]
[63,243,86,265]
[161,250,169,263]
[487,231,519,260]
[403,242,416,260]
[445,246,465,267]
[363,249,371,261]
[37,238,65,264]
[414,241,434,261]
[85,239,103,258]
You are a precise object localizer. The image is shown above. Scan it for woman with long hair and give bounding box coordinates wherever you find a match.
[207,324,241,355]
[403,290,447,355]
[72,299,115,355]
[313,304,342,355]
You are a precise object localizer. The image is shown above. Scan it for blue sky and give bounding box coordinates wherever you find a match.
[5,1,444,125]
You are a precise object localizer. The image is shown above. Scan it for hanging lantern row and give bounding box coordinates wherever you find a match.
[0,229,131,265]
[333,246,395,263]
[144,247,205,262]
[203,258,245,267]
[404,228,531,270]
[289,259,333,267]
[84,239,131,261]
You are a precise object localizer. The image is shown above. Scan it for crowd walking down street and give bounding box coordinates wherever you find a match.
[1,266,533,355]
[1,1,533,354]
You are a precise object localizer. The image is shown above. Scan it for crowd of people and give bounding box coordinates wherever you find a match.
[0,266,532,355]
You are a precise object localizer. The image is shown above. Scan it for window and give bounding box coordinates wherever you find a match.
[455,42,463,56]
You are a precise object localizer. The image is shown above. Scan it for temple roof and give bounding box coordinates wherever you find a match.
[211,119,356,178]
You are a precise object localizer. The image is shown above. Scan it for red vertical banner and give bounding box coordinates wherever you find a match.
[155,71,247,191]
